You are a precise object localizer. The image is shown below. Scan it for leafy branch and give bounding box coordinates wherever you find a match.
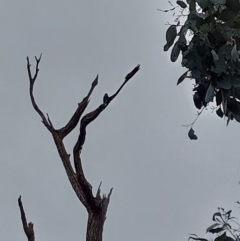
[162,0,240,139]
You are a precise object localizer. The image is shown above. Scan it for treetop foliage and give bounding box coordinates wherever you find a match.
[163,0,240,137]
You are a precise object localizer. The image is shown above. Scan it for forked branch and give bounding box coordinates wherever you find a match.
[27,55,52,131]
[26,55,140,241]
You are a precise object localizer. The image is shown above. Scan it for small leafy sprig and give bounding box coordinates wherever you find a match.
[189,206,240,241]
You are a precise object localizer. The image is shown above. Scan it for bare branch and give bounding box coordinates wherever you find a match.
[96,182,102,200]
[18,196,35,241]
[77,64,141,153]
[57,75,99,139]
[27,55,52,131]
[72,65,140,211]
[103,64,140,107]
[46,113,54,128]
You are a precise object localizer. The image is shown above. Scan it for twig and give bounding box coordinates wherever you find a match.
[27,55,53,131]
[18,196,35,241]
[182,108,204,128]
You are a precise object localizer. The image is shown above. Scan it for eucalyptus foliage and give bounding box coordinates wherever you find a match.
[189,206,240,241]
[164,0,240,133]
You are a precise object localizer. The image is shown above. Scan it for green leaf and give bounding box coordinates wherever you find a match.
[225,210,232,219]
[211,50,219,62]
[177,70,189,85]
[231,45,238,62]
[188,128,198,140]
[211,0,226,5]
[212,212,222,221]
[177,0,187,8]
[216,90,222,106]
[216,108,224,118]
[191,68,201,79]
[170,41,181,62]
[164,25,177,51]
[193,92,203,109]
[230,75,240,87]
[208,227,225,234]
[227,113,231,126]
[196,0,210,9]
[205,85,215,103]
[217,78,231,90]
[206,223,220,233]
[214,232,235,241]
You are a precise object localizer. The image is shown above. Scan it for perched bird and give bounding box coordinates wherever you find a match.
[103,93,109,104]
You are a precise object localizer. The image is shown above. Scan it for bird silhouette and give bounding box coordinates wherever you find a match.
[103,93,109,104]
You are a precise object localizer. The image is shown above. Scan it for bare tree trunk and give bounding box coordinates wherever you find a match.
[86,212,105,241]
[19,54,140,241]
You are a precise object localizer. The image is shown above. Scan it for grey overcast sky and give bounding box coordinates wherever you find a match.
[1,1,240,241]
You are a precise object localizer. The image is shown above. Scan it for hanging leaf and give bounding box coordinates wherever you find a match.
[177,0,187,8]
[206,223,220,233]
[212,212,222,221]
[164,25,177,51]
[211,50,219,62]
[227,113,232,126]
[196,0,210,10]
[216,90,222,106]
[188,128,198,140]
[177,70,189,85]
[193,93,202,109]
[171,41,181,62]
[225,210,232,219]
[208,227,224,234]
[193,92,203,109]
[205,85,215,103]
[231,45,238,62]
[216,108,224,118]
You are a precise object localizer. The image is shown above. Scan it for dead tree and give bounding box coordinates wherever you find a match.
[18,54,140,241]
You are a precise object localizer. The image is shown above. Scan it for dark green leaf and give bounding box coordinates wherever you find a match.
[231,45,238,62]
[164,25,177,51]
[193,92,203,109]
[205,85,215,103]
[196,0,210,10]
[188,128,198,140]
[208,227,224,234]
[211,50,219,62]
[171,41,181,62]
[189,0,196,11]
[216,90,222,106]
[177,70,189,85]
[212,212,222,221]
[214,232,234,241]
[227,113,231,126]
[225,210,232,219]
[191,68,201,79]
[177,0,187,8]
[206,223,220,233]
[216,108,224,118]
[211,0,226,5]
[217,77,231,90]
